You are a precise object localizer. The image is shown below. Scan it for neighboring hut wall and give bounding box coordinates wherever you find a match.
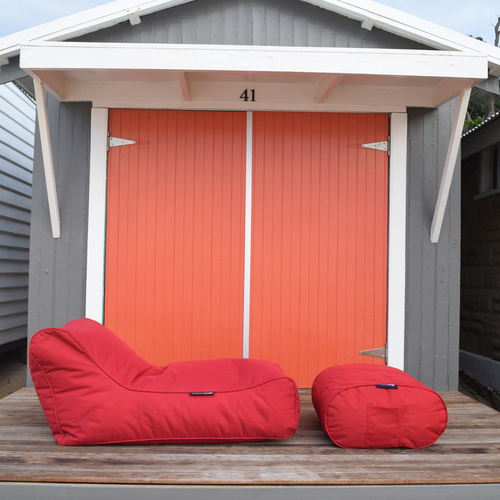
[0,57,27,86]
[24,0,458,390]
[0,82,36,349]
[461,124,500,393]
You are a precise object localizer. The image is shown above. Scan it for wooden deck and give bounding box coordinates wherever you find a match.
[0,389,499,486]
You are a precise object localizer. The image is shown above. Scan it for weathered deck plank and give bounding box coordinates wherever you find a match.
[0,389,499,486]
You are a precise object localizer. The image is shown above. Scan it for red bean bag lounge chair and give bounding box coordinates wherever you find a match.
[29,318,300,446]
[312,364,448,449]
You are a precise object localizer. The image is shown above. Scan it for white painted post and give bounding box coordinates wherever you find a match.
[33,77,60,239]
[387,112,408,371]
[85,108,109,323]
[242,112,253,359]
[430,87,472,243]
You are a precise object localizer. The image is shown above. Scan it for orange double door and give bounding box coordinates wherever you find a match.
[105,110,388,388]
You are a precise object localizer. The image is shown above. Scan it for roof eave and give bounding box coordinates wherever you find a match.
[19,42,488,111]
[302,0,500,76]
[0,0,195,64]
[2,0,500,77]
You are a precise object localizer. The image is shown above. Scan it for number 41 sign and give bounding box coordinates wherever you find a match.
[240,89,256,102]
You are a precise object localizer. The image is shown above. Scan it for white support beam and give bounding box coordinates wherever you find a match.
[20,42,488,80]
[33,77,60,239]
[430,86,472,243]
[316,75,343,103]
[85,108,109,323]
[177,71,191,101]
[387,112,408,371]
[242,111,253,359]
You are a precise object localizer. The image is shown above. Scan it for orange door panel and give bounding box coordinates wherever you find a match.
[250,112,389,387]
[105,110,246,365]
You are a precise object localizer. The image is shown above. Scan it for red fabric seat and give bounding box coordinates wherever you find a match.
[312,364,448,449]
[29,318,300,446]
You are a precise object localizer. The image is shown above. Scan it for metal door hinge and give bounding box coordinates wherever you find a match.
[107,132,136,151]
[362,137,390,155]
[359,344,387,359]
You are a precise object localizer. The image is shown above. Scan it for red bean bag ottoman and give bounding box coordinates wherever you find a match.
[29,318,300,446]
[312,364,448,449]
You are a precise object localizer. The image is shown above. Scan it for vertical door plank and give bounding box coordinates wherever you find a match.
[250,112,389,387]
[105,110,246,364]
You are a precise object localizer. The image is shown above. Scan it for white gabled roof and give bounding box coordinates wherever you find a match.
[0,0,194,65]
[304,0,500,72]
[1,0,500,74]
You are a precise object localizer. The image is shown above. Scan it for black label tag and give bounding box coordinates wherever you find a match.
[189,392,215,396]
[376,384,398,389]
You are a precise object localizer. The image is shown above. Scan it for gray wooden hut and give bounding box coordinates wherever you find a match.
[0,0,499,391]
[2,1,500,498]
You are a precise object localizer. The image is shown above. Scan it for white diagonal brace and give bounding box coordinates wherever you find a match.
[33,77,61,239]
[177,71,191,101]
[316,74,343,103]
[430,86,472,243]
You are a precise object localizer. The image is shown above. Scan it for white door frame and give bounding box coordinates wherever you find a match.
[85,108,407,370]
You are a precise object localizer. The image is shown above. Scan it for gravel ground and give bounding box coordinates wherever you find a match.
[0,349,27,400]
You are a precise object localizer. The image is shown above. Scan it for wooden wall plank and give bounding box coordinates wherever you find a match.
[406,103,461,391]
[26,95,91,385]
[73,0,431,50]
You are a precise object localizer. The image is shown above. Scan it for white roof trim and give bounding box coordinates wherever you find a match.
[2,0,500,76]
[0,0,194,63]
[19,42,487,110]
[302,0,500,73]
[20,42,488,79]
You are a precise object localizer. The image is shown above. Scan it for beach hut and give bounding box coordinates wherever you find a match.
[1,0,499,390]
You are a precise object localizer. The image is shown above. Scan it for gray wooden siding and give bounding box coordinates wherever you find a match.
[0,82,35,347]
[73,0,431,50]
[406,102,461,392]
[26,95,91,382]
[22,0,458,390]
